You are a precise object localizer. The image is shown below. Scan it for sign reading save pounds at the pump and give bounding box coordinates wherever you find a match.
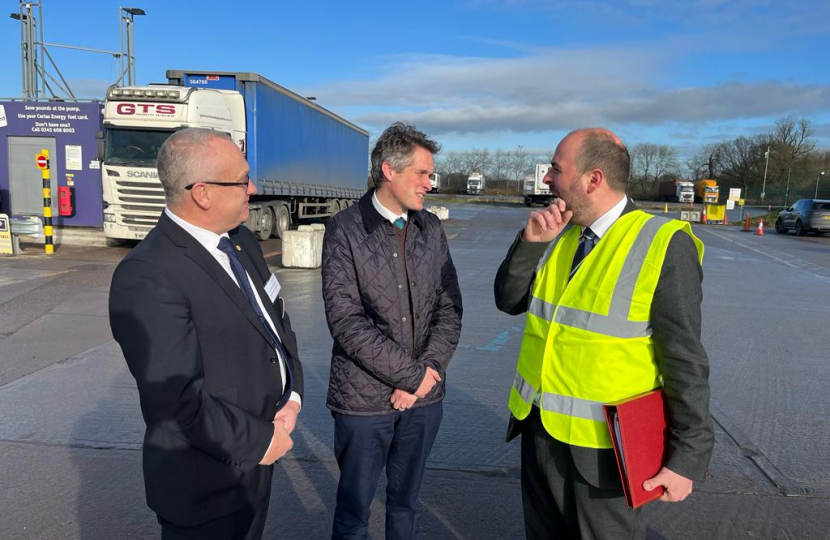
[0,100,104,228]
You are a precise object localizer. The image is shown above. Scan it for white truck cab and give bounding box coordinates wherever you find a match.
[101,85,245,241]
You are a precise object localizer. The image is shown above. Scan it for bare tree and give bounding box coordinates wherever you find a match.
[630,143,679,198]
[686,143,725,181]
[766,116,816,187]
[508,148,534,190]
[463,147,492,177]
[489,149,510,181]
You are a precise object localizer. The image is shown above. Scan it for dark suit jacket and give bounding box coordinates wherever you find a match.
[494,201,713,489]
[109,212,304,526]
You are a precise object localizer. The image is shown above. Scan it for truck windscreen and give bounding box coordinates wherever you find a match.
[105,129,175,166]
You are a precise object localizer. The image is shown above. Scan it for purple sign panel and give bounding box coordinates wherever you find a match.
[0,100,104,227]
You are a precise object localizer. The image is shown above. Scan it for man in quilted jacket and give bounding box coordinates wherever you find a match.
[322,122,463,540]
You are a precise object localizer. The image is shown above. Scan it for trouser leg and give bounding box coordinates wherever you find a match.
[519,407,643,540]
[158,490,270,540]
[384,402,443,540]
[331,412,395,540]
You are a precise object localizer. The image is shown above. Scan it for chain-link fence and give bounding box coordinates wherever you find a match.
[720,181,830,207]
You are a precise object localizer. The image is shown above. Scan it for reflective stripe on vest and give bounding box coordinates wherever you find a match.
[509,211,704,448]
[525,215,666,339]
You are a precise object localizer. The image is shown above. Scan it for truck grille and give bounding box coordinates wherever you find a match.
[114,179,166,224]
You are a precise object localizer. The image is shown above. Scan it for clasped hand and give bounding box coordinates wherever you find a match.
[390,367,441,411]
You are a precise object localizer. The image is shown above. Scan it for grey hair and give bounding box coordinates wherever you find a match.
[370,122,441,188]
[156,128,232,206]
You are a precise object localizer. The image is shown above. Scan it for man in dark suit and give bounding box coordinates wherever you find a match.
[494,128,712,540]
[110,128,303,540]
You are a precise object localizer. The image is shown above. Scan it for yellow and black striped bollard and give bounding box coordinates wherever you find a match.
[36,149,54,255]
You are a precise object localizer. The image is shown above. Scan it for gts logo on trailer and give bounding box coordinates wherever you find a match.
[116,103,177,115]
[127,171,158,178]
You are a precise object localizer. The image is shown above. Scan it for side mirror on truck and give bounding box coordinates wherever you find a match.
[96,130,105,161]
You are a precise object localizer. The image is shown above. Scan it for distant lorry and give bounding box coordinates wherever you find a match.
[658,180,695,203]
[429,172,441,193]
[467,172,485,194]
[695,179,719,204]
[100,70,369,243]
[523,163,553,206]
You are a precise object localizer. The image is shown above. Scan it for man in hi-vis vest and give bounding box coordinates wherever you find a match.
[494,128,712,540]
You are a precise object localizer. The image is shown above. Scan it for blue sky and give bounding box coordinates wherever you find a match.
[3,0,829,158]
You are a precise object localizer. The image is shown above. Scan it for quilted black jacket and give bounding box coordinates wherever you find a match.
[322,191,463,415]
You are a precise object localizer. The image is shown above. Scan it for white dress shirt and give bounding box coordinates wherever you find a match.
[583,195,629,239]
[165,208,301,410]
[373,191,408,225]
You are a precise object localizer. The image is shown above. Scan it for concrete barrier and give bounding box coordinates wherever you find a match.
[679,210,701,223]
[426,206,449,220]
[282,224,324,268]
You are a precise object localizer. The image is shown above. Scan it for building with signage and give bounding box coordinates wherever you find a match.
[0,100,104,228]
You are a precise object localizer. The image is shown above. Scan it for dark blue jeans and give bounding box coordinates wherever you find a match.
[331,401,443,540]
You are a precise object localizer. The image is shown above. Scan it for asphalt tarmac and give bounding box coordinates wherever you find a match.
[1,201,829,539]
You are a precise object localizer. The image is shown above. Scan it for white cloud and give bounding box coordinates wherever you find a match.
[312,48,830,137]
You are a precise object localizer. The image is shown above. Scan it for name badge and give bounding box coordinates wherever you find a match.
[265,273,281,303]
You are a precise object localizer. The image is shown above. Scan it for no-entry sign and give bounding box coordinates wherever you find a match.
[35,153,48,169]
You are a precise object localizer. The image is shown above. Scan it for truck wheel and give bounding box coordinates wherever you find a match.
[275,205,291,239]
[257,208,274,241]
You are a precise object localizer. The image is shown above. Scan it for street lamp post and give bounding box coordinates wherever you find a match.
[760,146,770,201]
[118,6,146,86]
[816,171,826,199]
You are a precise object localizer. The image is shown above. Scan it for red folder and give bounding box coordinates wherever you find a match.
[602,389,669,508]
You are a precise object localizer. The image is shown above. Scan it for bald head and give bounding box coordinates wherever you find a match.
[567,128,630,194]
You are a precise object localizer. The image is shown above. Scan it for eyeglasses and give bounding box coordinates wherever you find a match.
[184,177,250,190]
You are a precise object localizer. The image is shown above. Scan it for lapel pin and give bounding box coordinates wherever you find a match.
[236,245,242,252]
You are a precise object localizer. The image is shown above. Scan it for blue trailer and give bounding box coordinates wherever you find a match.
[166,70,369,239]
[101,71,368,242]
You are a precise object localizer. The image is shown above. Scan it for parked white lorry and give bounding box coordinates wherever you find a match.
[467,172,485,195]
[658,180,695,204]
[429,172,441,193]
[523,163,553,206]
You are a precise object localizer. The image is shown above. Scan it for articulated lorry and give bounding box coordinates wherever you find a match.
[429,172,441,193]
[523,163,553,206]
[695,179,719,204]
[658,180,695,203]
[101,70,369,242]
[467,172,485,195]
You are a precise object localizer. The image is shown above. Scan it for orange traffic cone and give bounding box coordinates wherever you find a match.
[701,205,708,224]
[755,219,764,236]
[743,213,751,232]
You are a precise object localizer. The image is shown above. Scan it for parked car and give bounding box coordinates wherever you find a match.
[775,199,830,236]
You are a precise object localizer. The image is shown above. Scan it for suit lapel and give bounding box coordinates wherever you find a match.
[158,214,275,347]
[232,240,289,341]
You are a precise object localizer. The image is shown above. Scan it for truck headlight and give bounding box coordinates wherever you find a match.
[104,214,116,223]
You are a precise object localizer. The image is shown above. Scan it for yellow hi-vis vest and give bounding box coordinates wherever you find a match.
[509,210,704,449]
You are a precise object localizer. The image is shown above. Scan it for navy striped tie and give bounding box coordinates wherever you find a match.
[570,227,597,278]
[217,237,294,410]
